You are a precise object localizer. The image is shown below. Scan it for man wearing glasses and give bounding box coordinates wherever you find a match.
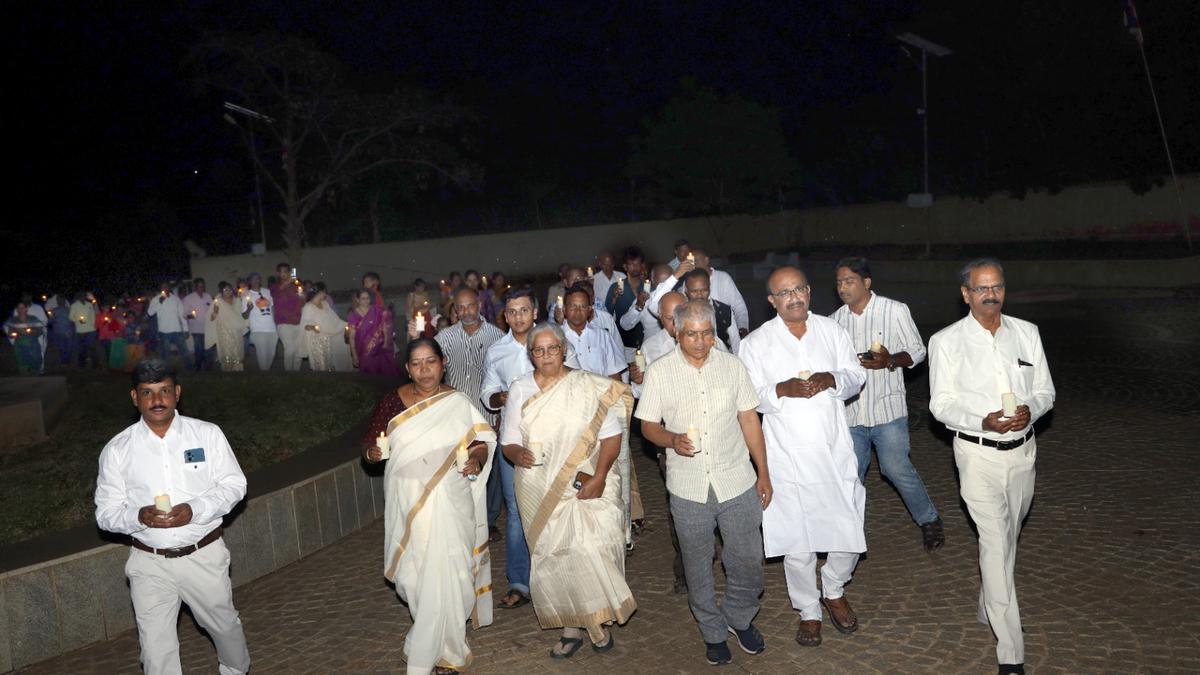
[928,258,1054,675]
[738,266,867,648]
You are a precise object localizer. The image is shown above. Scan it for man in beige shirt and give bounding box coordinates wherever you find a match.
[636,299,772,667]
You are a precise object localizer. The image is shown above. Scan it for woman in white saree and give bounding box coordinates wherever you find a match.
[501,323,636,659]
[299,283,353,372]
[205,281,250,371]
[363,338,496,674]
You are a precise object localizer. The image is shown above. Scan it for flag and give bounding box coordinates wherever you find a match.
[1123,0,1143,45]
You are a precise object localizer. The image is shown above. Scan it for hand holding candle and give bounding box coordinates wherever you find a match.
[634,349,646,371]
[415,312,426,333]
[1001,392,1018,418]
[869,340,883,353]
[685,425,701,455]
[797,370,812,381]
[642,279,651,293]
[529,440,544,467]
[154,494,172,513]
[377,432,390,460]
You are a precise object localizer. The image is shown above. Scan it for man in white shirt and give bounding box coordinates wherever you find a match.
[667,239,692,271]
[242,272,276,371]
[95,359,250,675]
[830,257,944,552]
[182,278,213,371]
[148,282,192,369]
[636,299,772,666]
[928,258,1054,675]
[682,270,740,353]
[690,250,750,337]
[561,284,626,379]
[738,266,867,648]
[592,251,626,309]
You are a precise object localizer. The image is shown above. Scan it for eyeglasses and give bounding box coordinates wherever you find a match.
[771,285,810,299]
[680,329,715,339]
[967,284,1005,294]
[531,344,563,357]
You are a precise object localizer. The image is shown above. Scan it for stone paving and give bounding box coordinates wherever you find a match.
[17,294,1200,674]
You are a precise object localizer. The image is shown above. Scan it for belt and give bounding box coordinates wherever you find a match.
[132,527,223,558]
[955,428,1033,451]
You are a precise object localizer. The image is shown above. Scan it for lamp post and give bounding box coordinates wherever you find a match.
[223,102,274,252]
[896,32,952,207]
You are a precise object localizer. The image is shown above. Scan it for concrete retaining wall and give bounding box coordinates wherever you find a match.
[0,456,382,672]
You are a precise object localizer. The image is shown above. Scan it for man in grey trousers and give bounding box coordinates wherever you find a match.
[636,299,773,666]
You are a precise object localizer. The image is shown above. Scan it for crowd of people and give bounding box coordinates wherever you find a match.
[91,241,1054,675]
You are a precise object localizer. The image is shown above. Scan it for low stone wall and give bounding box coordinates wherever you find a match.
[0,455,383,672]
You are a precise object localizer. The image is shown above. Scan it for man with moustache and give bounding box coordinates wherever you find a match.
[182,279,213,371]
[269,263,305,371]
[604,245,650,360]
[688,249,750,338]
[928,258,1054,675]
[738,266,867,648]
[830,257,944,552]
[593,251,626,307]
[95,359,250,674]
[681,269,739,353]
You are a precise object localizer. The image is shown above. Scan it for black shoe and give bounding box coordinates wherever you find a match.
[727,623,765,655]
[921,517,945,552]
[998,664,1025,675]
[705,640,732,666]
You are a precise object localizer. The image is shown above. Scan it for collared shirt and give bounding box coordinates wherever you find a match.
[95,414,247,549]
[270,280,304,325]
[243,288,276,333]
[929,313,1055,440]
[68,301,97,333]
[181,292,213,334]
[563,321,626,377]
[831,292,927,427]
[619,300,663,343]
[605,276,647,348]
[148,293,188,334]
[635,346,760,503]
[480,331,581,411]
[709,268,749,331]
[593,271,625,309]
[435,321,504,417]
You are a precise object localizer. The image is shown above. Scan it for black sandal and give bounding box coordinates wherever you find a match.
[549,636,584,659]
[498,589,531,609]
[592,630,615,653]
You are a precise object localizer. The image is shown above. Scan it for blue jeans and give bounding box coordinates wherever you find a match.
[157,332,192,368]
[850,416,939,526]
[498,451,530,594]
[192,333,213,370]
[486,446,502,528]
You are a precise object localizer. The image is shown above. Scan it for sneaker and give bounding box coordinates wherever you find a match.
[705,640,732,666]
[727,623,765,655]
[920,517,945,552]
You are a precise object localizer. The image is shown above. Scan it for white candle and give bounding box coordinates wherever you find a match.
[634,349,646,370]
[686,426,701,454]
[529,440,543,466]
[456,445,469,468]
[154,494,172,513]
[797,370,812,380]
[642,279,651,293]
[313,324,320,333]
[415,312,426,332]
[686,252,695,262]
[556,295,563,307]
[377,432,390,459]
[869,340,883,353]
[1001,392,1018,417]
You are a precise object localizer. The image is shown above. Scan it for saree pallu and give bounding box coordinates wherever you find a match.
[348,306,398,375]
[382,391,496,674]
[301,303,352,372]
[515,370,637,643]
[205,302,246,371]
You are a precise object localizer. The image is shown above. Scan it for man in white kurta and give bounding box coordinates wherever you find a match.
[738,266,867,647]
[928,259,1054,675]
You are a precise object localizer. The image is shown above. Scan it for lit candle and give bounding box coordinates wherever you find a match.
[313,324,320,333]
[586,266,594,277]
[481,275,488,287]
[556,295,563,308]
[78,316,87,324]
[869,340,883,353]
[415,312,426,332]
[686,252,695,262]
[642,279,651,293]
[9,332,16,339]
[377,432,390,459]
[154,494,172,513]
[1001,392,1018,417]
[686,426,701,455]
[190,309,197,318]
[41,294,47,301]
[634,349,646,371]
[797,370,812,380]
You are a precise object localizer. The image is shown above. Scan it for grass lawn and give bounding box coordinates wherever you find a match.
[0,372,385,547]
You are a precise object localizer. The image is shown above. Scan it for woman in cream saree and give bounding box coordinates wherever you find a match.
[299,283,353,372]
[205,282,249,371]
[501,323,636,658]
[363,338,496,674]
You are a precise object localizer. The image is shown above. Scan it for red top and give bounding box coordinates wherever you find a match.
[362,389,408,447]
[96,310,124,340]
[270,280,304,325]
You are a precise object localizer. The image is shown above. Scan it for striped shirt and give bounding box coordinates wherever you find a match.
[830,292,926,427]
[635,346,760,504]
[434,321,503,419]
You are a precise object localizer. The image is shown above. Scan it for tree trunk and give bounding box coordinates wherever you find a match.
[369,191,383,243]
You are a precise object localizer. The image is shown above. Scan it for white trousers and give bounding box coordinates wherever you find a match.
[783,551,859,621]
[954,436,1036,665]
[125,539,250,675]
[276,323,303,371]
[249,331,277,371]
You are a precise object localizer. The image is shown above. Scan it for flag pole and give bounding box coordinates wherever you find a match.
[1134,30,1192,252]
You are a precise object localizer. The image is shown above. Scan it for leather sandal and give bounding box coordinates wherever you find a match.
[821,596,859,634]
[498,589,531,609]
[795,620,822,647]
[549,636,585,659]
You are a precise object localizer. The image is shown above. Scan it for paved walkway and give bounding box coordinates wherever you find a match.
[18,295,1200,674]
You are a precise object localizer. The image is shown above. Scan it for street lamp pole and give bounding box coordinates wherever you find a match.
[223,102,275,252]
[896,33,951,207]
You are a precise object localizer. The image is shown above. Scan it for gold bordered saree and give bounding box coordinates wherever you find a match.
[515,369,637,643]
[382,390,496,673]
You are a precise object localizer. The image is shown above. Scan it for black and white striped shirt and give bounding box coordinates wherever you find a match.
[434,322,504,418]
[831,292,926,427]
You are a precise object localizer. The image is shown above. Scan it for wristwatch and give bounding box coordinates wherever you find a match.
[886,355,897,372]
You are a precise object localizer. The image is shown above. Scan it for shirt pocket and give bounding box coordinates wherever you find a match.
[178,456,212,497]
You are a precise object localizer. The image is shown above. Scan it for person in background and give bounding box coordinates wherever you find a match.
[207,282,251,372]
[593,251,626,309]
[405,278,436,339]
[97,300,126,370]
[13,293,49,372]
[667,239,692,271]
[546,263,571,316]
[148,281,191,369]
[299,282,352,372]
[347,288,399,376]
[69,291,101,369]
[5,301,46,375]
[690,250,750,338]
[46,292,75,368]
[182,278,213,371]
[270,263,305,371]
[362,271,385,308]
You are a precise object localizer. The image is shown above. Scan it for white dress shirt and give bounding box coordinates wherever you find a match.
[593,271,625,308]
[928,313,1055,440]
[563,322,626,377]
[709,268,749,331]
[480,330,581,413]
[739,314,867,556]
[618,297,664,342]
[243,288,276,333]
[182,292,213,334]
[831,292,927,427]
[635,346,760,503]
[147,293,188,334]
[95,414,247,549]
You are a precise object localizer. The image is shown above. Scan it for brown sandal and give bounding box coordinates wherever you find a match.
[498,589,531,609]
[795,619,822,647]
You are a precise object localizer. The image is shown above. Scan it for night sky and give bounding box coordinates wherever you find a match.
[4,1,1197,298]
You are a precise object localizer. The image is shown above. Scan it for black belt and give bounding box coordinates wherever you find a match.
[955,429,1033,451]
[132,527,223,558]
